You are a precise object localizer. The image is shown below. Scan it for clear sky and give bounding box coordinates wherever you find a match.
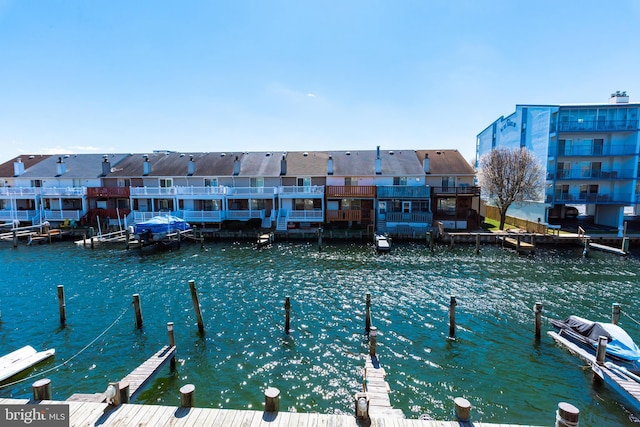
[1,0,639,165]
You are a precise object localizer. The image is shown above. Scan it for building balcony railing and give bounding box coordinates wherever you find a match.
[41,187,86,196]
[287,210,324,221]
[549,144,638,157]
[547,169,634,180]
[87,187,130,198]
[278,185,325,197]
[226,187,277,197]
[546,193,632,204]
[376,185,430,198]
[226,209,265,220]
[131,187,176,196]
[385,212,432,223]
[179,210,226,223]
[431,186,481,196]
[0,210,35,221]
[326,186,376,198]
[43,209,82,220]
[175,186,227,196]
[558,119,638,132]
[0,187,39,197]
[326,210,362,222]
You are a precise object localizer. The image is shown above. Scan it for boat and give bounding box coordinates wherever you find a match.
[133,215,190,245]
[257,232,274,249]
[0,345,55,383]
[374,234,391,252]
[550,315,640,373]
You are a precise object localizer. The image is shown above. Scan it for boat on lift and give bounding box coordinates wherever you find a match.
[374,233,391,253]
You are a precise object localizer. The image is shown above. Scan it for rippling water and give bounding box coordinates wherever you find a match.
[1,240,640,425]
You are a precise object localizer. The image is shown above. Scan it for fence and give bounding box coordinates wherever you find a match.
[484,205,548,234]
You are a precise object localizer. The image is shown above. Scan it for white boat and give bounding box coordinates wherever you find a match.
[374,234,391,252]
[0,345,55,383]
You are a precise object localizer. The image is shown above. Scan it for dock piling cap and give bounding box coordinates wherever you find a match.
[557,402,579,422]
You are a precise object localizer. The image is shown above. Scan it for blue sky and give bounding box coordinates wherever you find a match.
[1,1,639,165]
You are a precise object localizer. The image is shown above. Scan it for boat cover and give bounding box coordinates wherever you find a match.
[555,315,640,361]
[134,215,190,236]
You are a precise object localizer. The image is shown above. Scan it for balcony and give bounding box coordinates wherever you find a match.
[0,210,35,221]
[547,169,633,180]
[41,187,86,196]
[278,185,325,197]
[130,187,176,196]
[431,186,481,196]
[0,187,39,197]
[558,119,638,132]
[326,186,376,198]
[43,209,82,220]
[175,186,227,196]
[547,193,632,204]
[179,210,226,223]
[226,187,276,197]
[287,210,324,221]
[385,212,432,223]
[87,187,130,198]
[376,186,430,198]
[226,209,265,220]
[550,144,638,157]
[326,210,363,222]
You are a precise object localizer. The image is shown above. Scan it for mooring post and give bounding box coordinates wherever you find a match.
[556,402,579,427]
[534,302,543,340]
[318,226,323,252]
[125,228,130,250]
[89,227,95,249]
[516,234,521,252]
[365,293,371,333]
[167,322,176,370]
[180,384,195,407]
[119,382,130,404]
[448,296,457,339]
[595,335,608,366]
[354,392,369,420]
[449,234,454,249]
[132,294,143,328]
[475,233,480,254]
[583,237,590,257]
[57,285,66,325]
[189,280,205,334]
[369,326,378,356]
[612,303,621,325]
[264,387,280,412]
[13,230,17,248]
[454,397,471,423]
[107,382,121,406]
[32,378,51,400]
[284,296,291,334]
[429,230,434,252]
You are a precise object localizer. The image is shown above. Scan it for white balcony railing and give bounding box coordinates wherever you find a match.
[175,186,227,196]
[0,187,39,196]
[287,210,324,220]
[41,187,87,196]
[130,187,176,196]
[43,210,82,220]
[226,209,265,220]
[278,185,325,196]
[226,187,276,196]
[179,210,226,222]
[0,210,34,221]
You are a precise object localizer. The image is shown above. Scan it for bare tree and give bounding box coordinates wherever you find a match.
[478,147,544,230]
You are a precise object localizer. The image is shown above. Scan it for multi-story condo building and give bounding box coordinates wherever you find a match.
[0,148,480,233]
[477,92,640,230]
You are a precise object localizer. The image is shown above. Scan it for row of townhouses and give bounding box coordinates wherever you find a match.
[0,148,479,234]
[477,91,640,232]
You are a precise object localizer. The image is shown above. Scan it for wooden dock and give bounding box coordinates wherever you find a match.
[497,234,535,255]
[364,355,404,419]
[549,330,640,413]
[67,345,176,403]
[0,397,547,426]
[588,241,628,256]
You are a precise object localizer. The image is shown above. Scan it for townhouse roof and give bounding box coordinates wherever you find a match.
[237,151,283,177]
[18,154,130,179]
[415,149,475,175]
[107,152,239,177]
[328,149,424,176]
[0,155,52,178]
[282,151,330,176]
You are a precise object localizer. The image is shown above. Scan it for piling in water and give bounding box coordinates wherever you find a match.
[189,280,205,334]
[132,294,143,329]
[57,285,66,325]
[32,378,51,400]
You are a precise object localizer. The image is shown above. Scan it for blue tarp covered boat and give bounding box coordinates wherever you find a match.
[133,215,190,243]
[551,315,640,373]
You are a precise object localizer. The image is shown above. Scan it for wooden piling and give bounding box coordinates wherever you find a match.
[365,293,371,333]
[429,230,434,252]
[57,285,66,325]
[556,402,579,427]
[132,294,143,328]
[369,326,378,356]
[167,322,176,370]
[264,387,280,412]
[13,230,17,248]
[284,297,291,334]
[449,234,454,249]
[318,227,323,252]
[32,378,51,400]
[516,234,521,252]
[180,384,195,407]
[119,382,130,404]
[534,302,543,339]
[189,280,205,334]
[107,382,121,406]
[448,296,457,339]
[475,233,480,254]
[612,303,621,325]
[454,397,471,422]
[595,335,607,365]
[583,237,590,257]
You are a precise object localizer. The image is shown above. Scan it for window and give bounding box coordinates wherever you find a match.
[297,177,311,187]
[378,201,386,214]
[117,178,130,187]
[160,178,173,188]
[204,178,218,187]
[345,177,358,186]
[294,198,314,210]
[437,198,456,215]
[441,177,455,190]
[402,201,411,213]
[31,180,42,188]
[393,177,408,186]
[250,177,264,187]
[593,139,604,155]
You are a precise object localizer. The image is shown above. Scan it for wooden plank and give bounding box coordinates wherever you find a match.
[120,345,176,400]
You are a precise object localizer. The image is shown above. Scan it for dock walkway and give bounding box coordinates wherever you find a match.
[0,398,546,426]
[364,355,404,419]
[549,330,640,413]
